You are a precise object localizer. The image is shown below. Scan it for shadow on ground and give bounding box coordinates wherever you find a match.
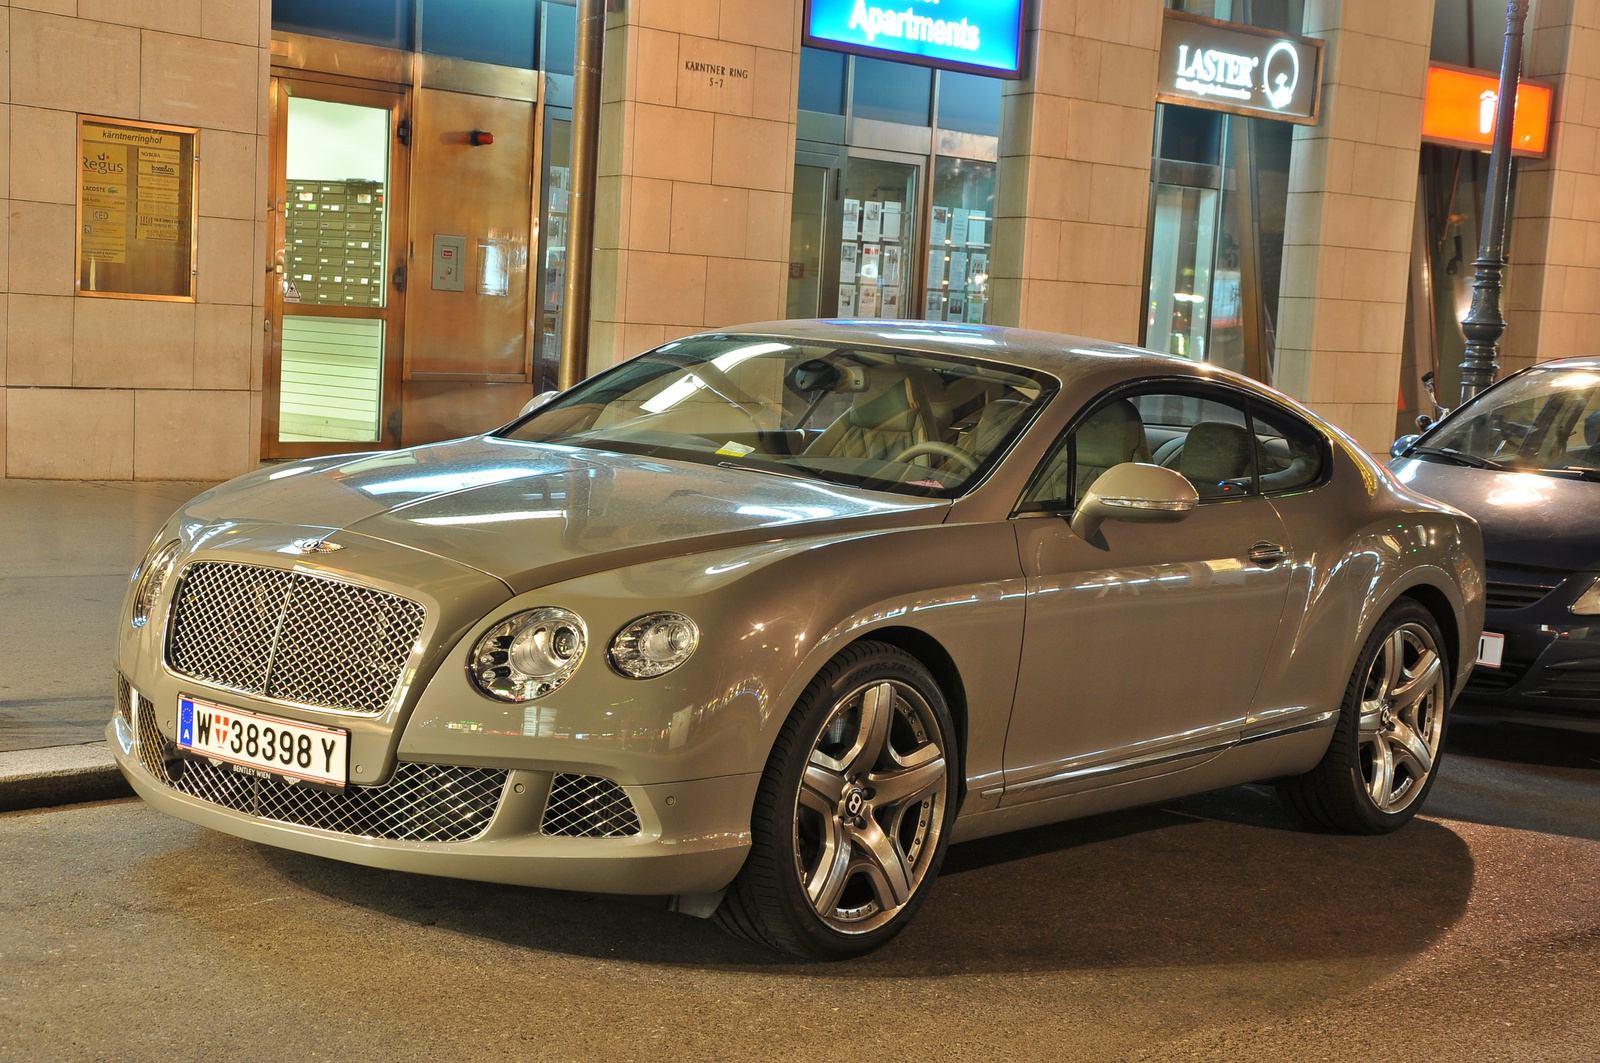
[1429,719,1600,842]
[245,782,1473,975]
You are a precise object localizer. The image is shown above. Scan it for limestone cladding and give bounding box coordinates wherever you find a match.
[1505,0,1600,373]
[992,1,1163,344]
[588,0,801,371]
[1273,1,1435,455]
[1,3,270,480]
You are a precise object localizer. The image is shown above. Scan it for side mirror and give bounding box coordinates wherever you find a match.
[1391,433,1421,458]
[519,390,562,417]
[1070,462,1199,542]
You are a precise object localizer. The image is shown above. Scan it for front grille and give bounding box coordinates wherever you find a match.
[168,561,426,715]
[132,699,505,843]
[541,773,641,838]
[116,674,134,726]
[1485,581,1556,611]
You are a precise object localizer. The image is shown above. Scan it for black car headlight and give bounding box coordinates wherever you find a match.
[131,539,181,628]
[609,613,699,678]
[469,607,587,701]
[1572,577,1600,615]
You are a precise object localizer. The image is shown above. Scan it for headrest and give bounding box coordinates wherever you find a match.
[1179,420,1254,483]
[1077,399,1149,469]
[844,369,941,429]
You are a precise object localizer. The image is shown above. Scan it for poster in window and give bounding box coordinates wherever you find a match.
[862,201,882,243]
[78,117,197,300]
[842,199,861,242]
[882,202,902,241]
[881,244,902,287]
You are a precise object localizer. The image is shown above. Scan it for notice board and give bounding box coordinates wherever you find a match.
[78,117,198,300]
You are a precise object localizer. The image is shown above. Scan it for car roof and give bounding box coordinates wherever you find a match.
[707,319,1185,377]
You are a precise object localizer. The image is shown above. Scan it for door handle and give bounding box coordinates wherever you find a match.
[1248,541,1289,566]
[392,264,407,292]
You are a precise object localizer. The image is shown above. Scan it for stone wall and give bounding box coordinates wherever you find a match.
[587,0,801,372]
[0,0,270,479]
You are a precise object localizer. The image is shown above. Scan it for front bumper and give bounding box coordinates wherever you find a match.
[1456,580,1600,730]
[109,712,757,895]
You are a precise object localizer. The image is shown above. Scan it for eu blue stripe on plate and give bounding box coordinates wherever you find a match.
[179,698,194,746]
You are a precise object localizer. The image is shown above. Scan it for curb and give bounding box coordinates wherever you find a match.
[0,744,133,813]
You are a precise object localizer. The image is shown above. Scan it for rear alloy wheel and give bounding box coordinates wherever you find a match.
[715,642,956,957]
[1277,599,1449,833]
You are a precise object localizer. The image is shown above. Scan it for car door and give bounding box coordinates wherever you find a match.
[1001,383,1294,804]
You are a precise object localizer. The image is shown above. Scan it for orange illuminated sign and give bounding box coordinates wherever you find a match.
[1421,64,1552,156]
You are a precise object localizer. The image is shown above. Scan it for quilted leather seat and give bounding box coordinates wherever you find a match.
[805,369,943,463]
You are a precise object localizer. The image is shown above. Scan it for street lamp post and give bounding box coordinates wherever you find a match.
[1458,0,1530,405]
[559,0,606,390]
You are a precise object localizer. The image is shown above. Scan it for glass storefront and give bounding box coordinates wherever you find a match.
[788,47,1002,327]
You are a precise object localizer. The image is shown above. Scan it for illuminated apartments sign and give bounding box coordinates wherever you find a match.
[804,0,1029,79]
[1156,10,1323,125]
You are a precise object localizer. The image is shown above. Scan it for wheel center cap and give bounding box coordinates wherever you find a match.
[1381,706,1395,729]
[844,788,866,817]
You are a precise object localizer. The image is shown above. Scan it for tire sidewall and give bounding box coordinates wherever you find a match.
[759,644,960,958]
[1341,599,1450,832]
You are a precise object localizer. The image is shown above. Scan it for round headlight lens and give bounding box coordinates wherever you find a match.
[610,613,699,679]
[131,540,181,628]
[469,607,587,702]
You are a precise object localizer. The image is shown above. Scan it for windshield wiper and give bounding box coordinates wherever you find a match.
[1410,446,1509,470]
[1532,465,1600,483]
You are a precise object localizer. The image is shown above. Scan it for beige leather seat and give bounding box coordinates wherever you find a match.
[1177,420,1254,487]
[804,369,943,463]
[1030,399,1151,504]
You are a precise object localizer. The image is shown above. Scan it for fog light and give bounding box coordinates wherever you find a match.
[610,613,699,678]
[469,607,587,702]
[1571,576,1600,615]
[131,540,181,628]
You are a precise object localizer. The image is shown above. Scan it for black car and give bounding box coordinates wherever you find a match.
[1390,357,1600,732]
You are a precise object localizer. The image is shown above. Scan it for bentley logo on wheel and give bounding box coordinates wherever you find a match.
[845,788,866,817]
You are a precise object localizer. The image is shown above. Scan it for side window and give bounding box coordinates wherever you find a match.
[1021,387,1255,510]
[1249,401,1327,494]
[1134,392,1254,501]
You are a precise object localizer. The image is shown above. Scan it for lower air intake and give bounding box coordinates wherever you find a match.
[541,773,642,838]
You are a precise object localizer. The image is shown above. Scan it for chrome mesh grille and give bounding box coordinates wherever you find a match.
[116,674,134,726]
[131,709,505,843]
[168,561,425,715]
[541,774,642,838]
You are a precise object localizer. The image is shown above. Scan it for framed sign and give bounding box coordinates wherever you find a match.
[77,116,198,301]
[803,0,1029,79]
[1156,10,1324,126]
[1421,64,1552,157]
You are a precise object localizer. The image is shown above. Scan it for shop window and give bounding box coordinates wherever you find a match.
[541,2,576,76]
[1158,106,1223,166]
[836,157,918,319]
[852,57,932,126]
[936,72,1003,137]
[799,47,848,115]
[926,158,995,324]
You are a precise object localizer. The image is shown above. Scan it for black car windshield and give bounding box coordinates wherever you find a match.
[1421,366,1600,477]
[497,336,1055,497]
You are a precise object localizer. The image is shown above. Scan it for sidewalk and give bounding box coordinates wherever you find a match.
[0,479,214,809]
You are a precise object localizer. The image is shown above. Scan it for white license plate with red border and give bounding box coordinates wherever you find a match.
[1478,632,1506,669]
[177,694,349,787]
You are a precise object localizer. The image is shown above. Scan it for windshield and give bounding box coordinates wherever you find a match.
[497,336,1054,497]
[1421,366,1600,476]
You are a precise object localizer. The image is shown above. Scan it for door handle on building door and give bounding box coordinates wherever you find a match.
[393,264,407,292]
[1248,541,1290,566]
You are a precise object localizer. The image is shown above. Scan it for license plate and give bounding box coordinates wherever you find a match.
[177,694,349,787]
[1478,632,1506,669]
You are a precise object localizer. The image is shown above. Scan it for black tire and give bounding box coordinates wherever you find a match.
[1276,598,1450,834]
[714,641,959,958]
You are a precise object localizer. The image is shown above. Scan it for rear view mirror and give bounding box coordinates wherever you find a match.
[1070,462,1198,542]
[1391,433,1421,458]
[519,390,561,417]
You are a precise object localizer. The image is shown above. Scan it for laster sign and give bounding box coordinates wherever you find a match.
[1157,11,1323,125]
[804,0,1028,78]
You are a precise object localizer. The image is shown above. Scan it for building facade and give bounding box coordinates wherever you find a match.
[0,0,1595,478]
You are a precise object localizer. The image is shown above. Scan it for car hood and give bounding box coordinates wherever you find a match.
[182,436,946,592]
[1390,457,1600,571]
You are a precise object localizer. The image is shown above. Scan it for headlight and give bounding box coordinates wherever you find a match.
[131,539,181,628]
[1572,576,1600,615]
[469,607,587,701]
[609,613,699,678]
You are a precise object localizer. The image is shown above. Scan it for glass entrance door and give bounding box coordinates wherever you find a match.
[835,152,920,321]
[265,79,408,457]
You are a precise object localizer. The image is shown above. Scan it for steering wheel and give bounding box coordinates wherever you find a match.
[892,440,980,473]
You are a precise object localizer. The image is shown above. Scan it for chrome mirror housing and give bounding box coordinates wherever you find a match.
[1070,462,1199,541]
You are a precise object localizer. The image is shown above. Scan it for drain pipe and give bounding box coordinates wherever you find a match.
[559,0,606,390]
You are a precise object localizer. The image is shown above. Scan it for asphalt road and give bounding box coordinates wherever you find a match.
[3,720,1599,1062]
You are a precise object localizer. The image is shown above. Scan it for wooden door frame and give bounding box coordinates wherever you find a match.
[262,74,413,460]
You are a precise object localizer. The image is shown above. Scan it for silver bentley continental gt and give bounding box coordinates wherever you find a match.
[111,321,1485,958]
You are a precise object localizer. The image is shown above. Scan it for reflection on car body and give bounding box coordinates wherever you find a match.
[112,321,1483,957]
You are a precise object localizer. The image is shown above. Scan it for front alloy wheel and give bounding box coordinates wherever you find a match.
[715,642,956,957]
